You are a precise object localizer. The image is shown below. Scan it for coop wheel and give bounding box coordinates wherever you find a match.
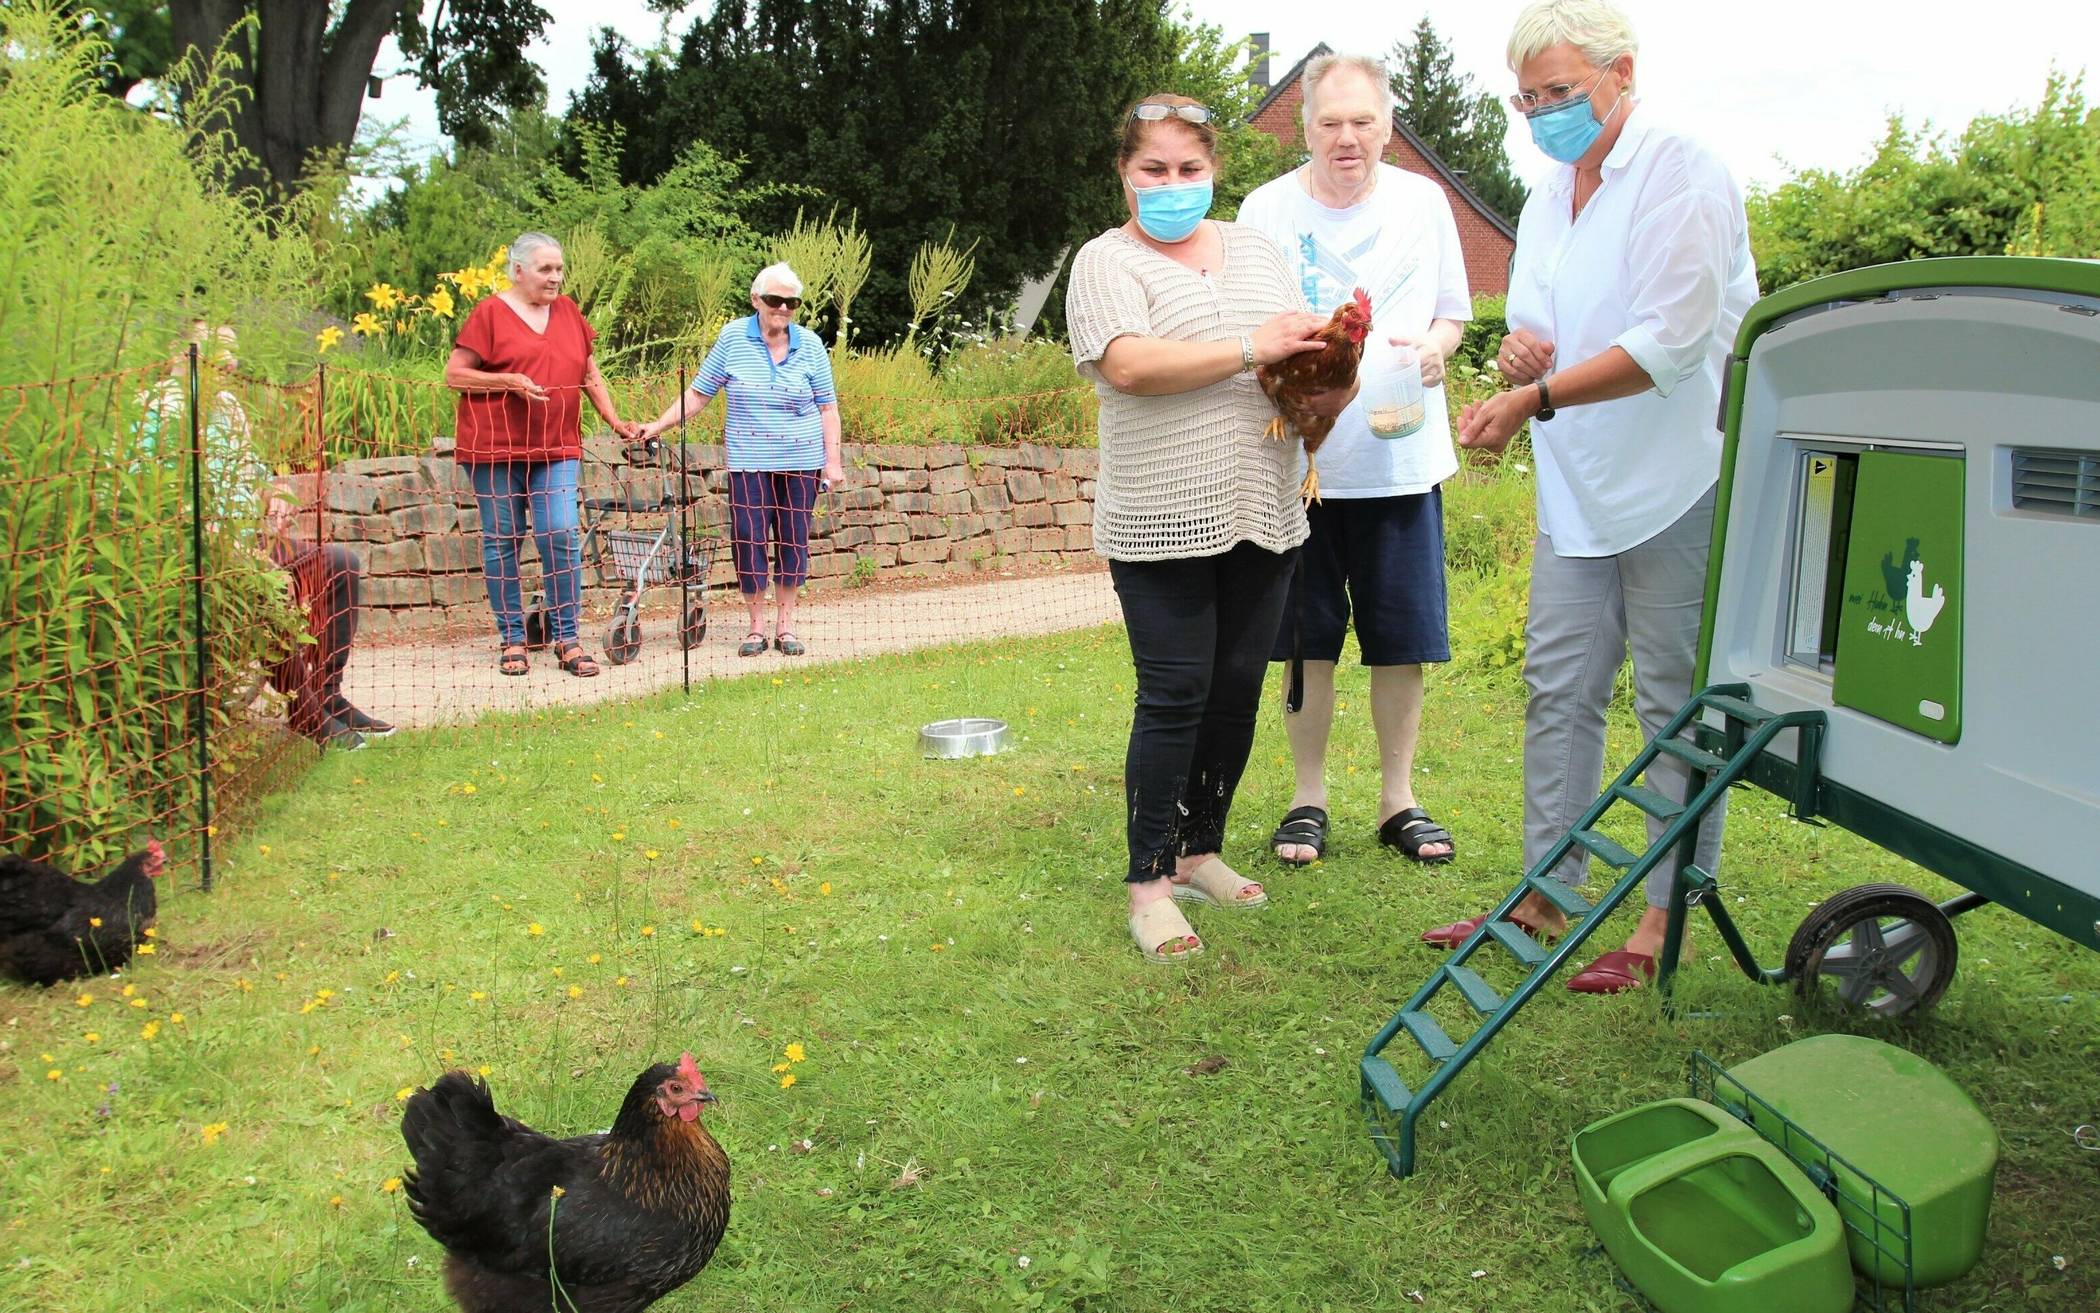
[605,621,643,665]
[682,604,707,650]
[523,606,550,650]
[1785,883,1958,1017]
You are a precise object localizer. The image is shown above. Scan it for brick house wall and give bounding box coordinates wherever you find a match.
[1247,47,1517,296]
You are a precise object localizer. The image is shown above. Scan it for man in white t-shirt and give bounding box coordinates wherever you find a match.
[1238,52,1471,869]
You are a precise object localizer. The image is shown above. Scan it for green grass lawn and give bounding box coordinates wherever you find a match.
[4,628,2096,1311]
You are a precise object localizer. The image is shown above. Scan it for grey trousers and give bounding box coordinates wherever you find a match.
[1523,487,1723,908]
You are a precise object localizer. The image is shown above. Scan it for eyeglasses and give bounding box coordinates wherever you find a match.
[1508,67,1610,115]
[757,294,802,310]
[1130,103,1214,125]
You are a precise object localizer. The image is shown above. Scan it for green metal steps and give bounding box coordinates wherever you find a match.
[1359,685,1830,1179]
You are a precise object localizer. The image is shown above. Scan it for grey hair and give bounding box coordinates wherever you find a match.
[1300,52,1396,130]
[1506,0,1639,71]
[751,262,803,298]
[508,232,562,276]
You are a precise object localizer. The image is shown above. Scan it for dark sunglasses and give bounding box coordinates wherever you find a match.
[1130,103,1214,125]
[758,293,802,310]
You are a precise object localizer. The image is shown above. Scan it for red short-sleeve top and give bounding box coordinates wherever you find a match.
[452,294,596,465]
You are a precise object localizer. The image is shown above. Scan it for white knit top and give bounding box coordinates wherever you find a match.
[1067,223,1311,561]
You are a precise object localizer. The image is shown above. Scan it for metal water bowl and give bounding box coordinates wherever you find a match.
[919,717,1011,759]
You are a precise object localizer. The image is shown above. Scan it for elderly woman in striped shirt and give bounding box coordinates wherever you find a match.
[642,262,845,656]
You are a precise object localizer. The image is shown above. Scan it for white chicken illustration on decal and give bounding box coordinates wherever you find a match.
[1904,557,1948,636]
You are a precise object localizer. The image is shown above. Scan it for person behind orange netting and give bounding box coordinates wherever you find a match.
[638,262,843,658]
[445,231,640,678]
[141,323,391,750]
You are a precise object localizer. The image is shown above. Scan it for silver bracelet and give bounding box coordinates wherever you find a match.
[1239,334,1255,372]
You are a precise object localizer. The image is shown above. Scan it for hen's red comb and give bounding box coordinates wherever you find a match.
[677,1051,702,1084]
[1352,287,1372,318]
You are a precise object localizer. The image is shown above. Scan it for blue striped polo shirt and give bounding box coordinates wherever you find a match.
[693,316,837,471]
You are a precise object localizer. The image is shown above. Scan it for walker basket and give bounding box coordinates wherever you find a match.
[603,529,713,587]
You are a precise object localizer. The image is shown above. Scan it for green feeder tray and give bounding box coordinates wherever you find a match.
[1573,1098,1855,1313]
[1716,1036,1997,1291]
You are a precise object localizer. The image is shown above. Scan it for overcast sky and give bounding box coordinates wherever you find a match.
[371,0,2099,192]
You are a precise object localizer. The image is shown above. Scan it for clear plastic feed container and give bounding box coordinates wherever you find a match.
[1363,340,1426,439]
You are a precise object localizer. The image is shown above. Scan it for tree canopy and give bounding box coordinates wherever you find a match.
[88,1,554,196]
[568,0,1176,342]
[1387,17,1525,225]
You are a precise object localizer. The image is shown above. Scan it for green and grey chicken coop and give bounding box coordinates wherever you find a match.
[1360,256,2100,1180]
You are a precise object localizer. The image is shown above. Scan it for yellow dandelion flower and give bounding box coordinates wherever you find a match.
[470,991,487,1002]
[316,988,334,999]
[76,994,93,1007]
[130,998,148,1009]
[551,1185,566,1198]
[929,943,946,952]
[395,1087,414,1102]
[644,849,659,860]
[237,978,253,992]
[611,831,626,842]
[640,925,655,937]
[328,1195,344,1209]
[551,967,564,978]
[566,986,582,1000]
[143,928,156,939]
[785,1043,807,1063]
[121,984,135,997]
[771,1062,792,1073]
[201,1122,229,1144]
[586,953,601,964]
[89,916,103,928]
[1013,787,1025,797]
[528,923,545,936]
[258,844,271,857]
[461,783,478,795]
[381,1177,402,1194]
[779,1073,797,1089]
[135,942,156,955]
[316,326,344,353]
[384,970,400,984]
[477,1065,492,1077]
[666,819,681,829]
[46,1069,63,1081]
[691,920,705,933]
[615,976,629,987]
[299,1000,320,1015]
[141,1021,161,1040]
[84,1032,100,1043]
[169,1012,185,1025]
[820,882,832,896]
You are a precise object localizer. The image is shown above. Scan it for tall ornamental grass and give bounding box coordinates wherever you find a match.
[0,3,315,867]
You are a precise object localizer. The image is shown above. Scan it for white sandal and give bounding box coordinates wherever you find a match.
[1171,857,1269,910]
[1128,898,1203,963]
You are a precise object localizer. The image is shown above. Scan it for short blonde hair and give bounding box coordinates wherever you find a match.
[1506,0,1638,72]
[1300,53,1395,130]
[751,262,803,298]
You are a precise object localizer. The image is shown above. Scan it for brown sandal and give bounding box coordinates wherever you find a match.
[499,645,528,676]
[553,641,601,678]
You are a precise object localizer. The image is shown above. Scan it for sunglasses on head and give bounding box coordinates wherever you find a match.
[758,293,801,310]
[1130,103,1213,125]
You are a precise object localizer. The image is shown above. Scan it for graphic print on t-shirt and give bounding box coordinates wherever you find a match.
[1292,225,1420,321]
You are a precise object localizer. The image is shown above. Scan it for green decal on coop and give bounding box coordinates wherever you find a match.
[1832,450,1964,742]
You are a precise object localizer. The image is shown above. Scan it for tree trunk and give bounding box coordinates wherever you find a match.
[169,0,405,199]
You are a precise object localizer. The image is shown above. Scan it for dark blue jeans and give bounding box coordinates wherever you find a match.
[1109,541,1297,883]
[729,469,820,594]
[468,458,581,646]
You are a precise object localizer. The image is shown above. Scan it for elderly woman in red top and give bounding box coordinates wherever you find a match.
[445,231,636,677]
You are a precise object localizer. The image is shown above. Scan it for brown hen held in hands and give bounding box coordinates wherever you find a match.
[1257,287,1373,502]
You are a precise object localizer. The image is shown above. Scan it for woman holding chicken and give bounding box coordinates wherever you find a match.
[1066,93,1351,963]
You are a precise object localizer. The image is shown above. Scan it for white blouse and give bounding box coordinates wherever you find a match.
[1504,105,1759,557]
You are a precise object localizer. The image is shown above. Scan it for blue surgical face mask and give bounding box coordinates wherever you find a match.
[1131,178,1213,243]
[1525,74,1624,164]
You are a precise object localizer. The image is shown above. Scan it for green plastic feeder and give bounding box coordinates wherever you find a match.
[1572,1099,1854,1313]
[1724,1035,1997,1288]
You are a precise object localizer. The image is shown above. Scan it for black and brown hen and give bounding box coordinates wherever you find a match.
[400,1053,731,1313]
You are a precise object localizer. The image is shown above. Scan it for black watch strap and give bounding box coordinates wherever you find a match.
[1534,377,1556,421]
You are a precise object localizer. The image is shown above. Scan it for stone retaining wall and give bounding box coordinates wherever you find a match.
[281,439,1099,637]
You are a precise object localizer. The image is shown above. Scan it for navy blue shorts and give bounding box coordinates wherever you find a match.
[1269,489,1451,666]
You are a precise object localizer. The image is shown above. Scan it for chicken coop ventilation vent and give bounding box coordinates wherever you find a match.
[2011,448,2100,519]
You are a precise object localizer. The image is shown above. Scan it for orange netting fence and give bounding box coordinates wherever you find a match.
[1,354,1112,893]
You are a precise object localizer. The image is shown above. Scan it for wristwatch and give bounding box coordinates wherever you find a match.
[1239,334,1256,373]
[1533,377,1557,421]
